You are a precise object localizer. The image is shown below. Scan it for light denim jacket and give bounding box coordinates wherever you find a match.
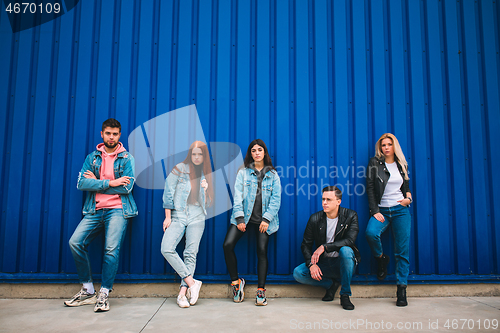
[162,163,210,215]
[77,150,138,218]
[230,167,282,235]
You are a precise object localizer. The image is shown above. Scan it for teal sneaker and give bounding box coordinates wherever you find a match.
[256,288,267,306]
[232,278,245,303]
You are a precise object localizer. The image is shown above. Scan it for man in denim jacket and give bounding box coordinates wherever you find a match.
[64,118,137,312]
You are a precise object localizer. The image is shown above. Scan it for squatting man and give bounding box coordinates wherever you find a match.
[293,186,361,310]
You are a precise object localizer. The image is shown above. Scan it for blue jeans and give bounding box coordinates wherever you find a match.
[161,204,206,287]
[365,204,411,286]
[69,208,129,290]
[293,246,357,296]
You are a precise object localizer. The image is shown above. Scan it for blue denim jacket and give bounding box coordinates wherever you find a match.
[230,167,282,235]
[162,163,210,215]
[77,150,138,218]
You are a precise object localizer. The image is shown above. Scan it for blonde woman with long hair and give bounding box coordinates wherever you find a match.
[365,133,412,306]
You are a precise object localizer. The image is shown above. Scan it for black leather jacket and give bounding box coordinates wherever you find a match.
[366,156,411,215]
[300,207,361,266]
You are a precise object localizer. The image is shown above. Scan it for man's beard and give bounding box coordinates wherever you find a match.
[104,141,118,149]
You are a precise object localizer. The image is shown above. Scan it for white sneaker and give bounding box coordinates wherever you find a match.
[64,288,96,307]
[177,295,190,308]
[94,290,110,312]
[188,280,203,305]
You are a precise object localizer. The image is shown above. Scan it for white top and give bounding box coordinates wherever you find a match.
[324,216,339,258]
[379,162,405,208]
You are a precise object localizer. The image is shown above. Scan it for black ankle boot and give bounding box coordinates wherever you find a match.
[322,281,340,302]
[376,254,390,280]
[340,295,355,310]
[396,285,408,306]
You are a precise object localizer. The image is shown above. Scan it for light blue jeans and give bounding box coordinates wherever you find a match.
[161,204,206,287]
[293,246,357,296]
[365,204,411,286]
[68,208,129,290]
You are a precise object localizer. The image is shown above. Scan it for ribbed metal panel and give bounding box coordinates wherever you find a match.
[1,0,499,284]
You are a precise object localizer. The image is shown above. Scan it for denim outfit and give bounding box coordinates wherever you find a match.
[69,149,137,290]
[161,204,205,287]
[365,157,412,286]
[161,163,209,287]
[230,167,281,235]
[223,167,281,288]
[365,205,411,286]
[77,150,137,218]
[293,247,357,295]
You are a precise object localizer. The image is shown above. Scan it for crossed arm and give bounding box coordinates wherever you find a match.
[76,154,135,193]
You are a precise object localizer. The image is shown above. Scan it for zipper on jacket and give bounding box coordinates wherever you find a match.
[334,224,346,238]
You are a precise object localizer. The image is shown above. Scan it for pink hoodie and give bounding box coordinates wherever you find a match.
[95,142,126,210]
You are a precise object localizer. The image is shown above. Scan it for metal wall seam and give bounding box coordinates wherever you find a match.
[426,0,451,275]
[294,0,311,273]
[275,0,292,274]
[480,0,500,273]
[27,21,52,274]
[0,12,14,273]
[462,0,489,274]
[352,0,370,275]
[443,0,469,275]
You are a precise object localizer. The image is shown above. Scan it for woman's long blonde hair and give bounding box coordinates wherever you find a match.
[375,133,409,180]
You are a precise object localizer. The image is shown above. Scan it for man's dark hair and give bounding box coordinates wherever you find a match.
[322,186,342,200]
[102,118,121,132]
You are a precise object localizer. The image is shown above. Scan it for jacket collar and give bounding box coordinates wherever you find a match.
[376,156,405,174]
[376,155,402,167]
[320,207,347,236]
[95,150,129,158]
[249,166,274,178]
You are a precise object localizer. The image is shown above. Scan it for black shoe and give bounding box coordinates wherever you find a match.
[396,285,408,306]
[322,281,340,302]
[340,295,354,310]
[376,254,390,280]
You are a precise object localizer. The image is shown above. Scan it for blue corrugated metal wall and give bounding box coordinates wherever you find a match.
[1,0,499,284]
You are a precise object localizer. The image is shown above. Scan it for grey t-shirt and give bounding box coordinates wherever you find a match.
[324,216,339,258]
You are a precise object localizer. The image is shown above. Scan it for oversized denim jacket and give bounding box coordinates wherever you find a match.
[162,163,210,215]
[77,150,138,218]
[230,167,282,235]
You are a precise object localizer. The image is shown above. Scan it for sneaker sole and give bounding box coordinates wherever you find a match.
[94,306,110,312]
[64,296,97,307]
[255,300,267,306]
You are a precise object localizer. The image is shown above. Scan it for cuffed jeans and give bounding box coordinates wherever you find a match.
[68,208,129,290]
[161,204,205,287]
[293,246,357,296]
[365,204,411,286]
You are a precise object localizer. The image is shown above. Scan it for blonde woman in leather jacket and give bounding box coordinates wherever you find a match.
[365,133,412,307]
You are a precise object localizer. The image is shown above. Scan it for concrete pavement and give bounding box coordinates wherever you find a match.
[1,296,499,333]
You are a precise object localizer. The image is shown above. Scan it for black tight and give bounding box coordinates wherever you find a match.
[222,224,269,289]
